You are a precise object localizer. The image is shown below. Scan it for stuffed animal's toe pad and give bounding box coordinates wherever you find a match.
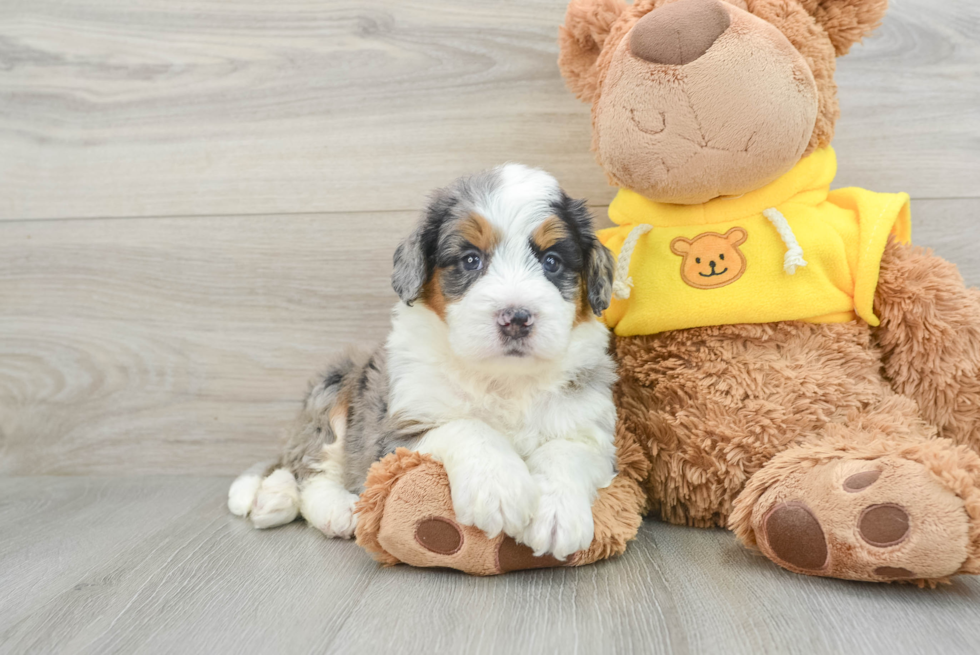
[414,517,463,555]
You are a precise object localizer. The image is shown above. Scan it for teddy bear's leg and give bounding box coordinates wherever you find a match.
[730,400,980,584]
[874,237,980,451]
[353,447,645,575]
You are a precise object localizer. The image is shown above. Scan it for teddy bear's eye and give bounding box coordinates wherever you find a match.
[720,254,725,261]
[695,257,701,264]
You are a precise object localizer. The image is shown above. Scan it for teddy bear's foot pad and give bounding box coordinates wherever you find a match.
[366,456,573,575]
[414,517,464,555]
[413,517,564,572]
[764,500,915,579]
[752,457,972,582]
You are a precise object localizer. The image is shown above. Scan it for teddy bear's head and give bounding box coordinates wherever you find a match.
[558,0,887,204]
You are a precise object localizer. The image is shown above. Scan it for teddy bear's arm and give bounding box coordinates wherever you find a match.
[874,237,980,452]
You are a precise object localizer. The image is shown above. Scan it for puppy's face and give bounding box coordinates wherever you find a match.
[392,164,614,365]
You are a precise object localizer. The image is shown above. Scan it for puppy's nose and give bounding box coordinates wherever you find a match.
[497,307,535,339]
[629,0,731,66]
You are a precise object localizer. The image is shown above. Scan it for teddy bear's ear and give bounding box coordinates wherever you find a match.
[558,0,629,103]
[670,237,692,256]
[802,0,889,56]
[725,227,748,247]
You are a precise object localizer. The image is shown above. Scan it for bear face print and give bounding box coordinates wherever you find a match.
[670,227,748,290]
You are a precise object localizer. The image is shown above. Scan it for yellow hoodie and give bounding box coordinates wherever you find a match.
[599,148,911,337]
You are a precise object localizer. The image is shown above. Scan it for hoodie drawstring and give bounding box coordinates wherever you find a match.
[612,224,653,300]
[763,207,807,274]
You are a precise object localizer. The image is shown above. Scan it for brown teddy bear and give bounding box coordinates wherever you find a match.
[556,0,980,584]
[353,0,980,584]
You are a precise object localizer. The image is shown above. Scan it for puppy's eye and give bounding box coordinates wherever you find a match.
[695,257,701,264]
[542,253,562,274]
[461,252,483,272]
[719,253,725,261]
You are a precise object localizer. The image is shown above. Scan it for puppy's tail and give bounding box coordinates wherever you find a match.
[227,346,377,528]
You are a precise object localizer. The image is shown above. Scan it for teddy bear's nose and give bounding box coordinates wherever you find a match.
[629,0,731,66]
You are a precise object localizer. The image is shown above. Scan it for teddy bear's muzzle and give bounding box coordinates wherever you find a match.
[593,1,819,205]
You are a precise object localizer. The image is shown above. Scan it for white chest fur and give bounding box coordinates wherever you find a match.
[386,303,616,459]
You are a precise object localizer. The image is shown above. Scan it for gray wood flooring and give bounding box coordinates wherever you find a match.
[3,477,980,655]
[2,0,980,652]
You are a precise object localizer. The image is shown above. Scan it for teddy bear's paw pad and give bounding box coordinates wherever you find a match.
[495,537,566,574]
[842,470,880,492]
[872,566,916,579]
[763,501,828,571]
[858,504,910,547]
[414,517,464,555]
[754,458,972,581]
[410,519,569,573]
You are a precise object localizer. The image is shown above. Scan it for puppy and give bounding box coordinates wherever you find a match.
[228,164,618,559]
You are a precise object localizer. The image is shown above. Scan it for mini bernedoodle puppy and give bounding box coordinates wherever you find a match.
[229,164,618,559]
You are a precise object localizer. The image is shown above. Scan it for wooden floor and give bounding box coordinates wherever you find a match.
[2,0,979,653]
[3,477,980,655]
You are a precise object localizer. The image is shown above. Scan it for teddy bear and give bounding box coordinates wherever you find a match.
[553,0,980,584]
[352,0,980,584]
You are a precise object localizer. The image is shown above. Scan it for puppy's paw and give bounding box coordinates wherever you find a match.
[521,489,594,561]
[250,468,300,529]
[448,458,539,540]
[300,475,359,539]
[228,472,263,517]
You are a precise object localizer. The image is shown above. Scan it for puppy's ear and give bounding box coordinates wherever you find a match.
[558,0,628,103]
[802,0,888,55]
[392,192,452,304]
[586,240,615,316]
[391,227,427,304]
[556,193,616,316]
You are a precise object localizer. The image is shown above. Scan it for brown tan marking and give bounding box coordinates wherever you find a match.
[532,215,570,251]
[460,212,498,253]
[420,268,449,321]
[420,213,499,322]
[574,280,592,326]
[327,388,351,440]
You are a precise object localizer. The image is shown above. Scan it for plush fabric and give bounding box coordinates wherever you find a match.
[797,0,890,55]
[612,242,980,584]
[629,0,732,66]
[729,417,980,584]
[559,0,630,103]
[873,242,980,452]
[555,0,980,585]
[591,1,820,204]
[599,148,912,335]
